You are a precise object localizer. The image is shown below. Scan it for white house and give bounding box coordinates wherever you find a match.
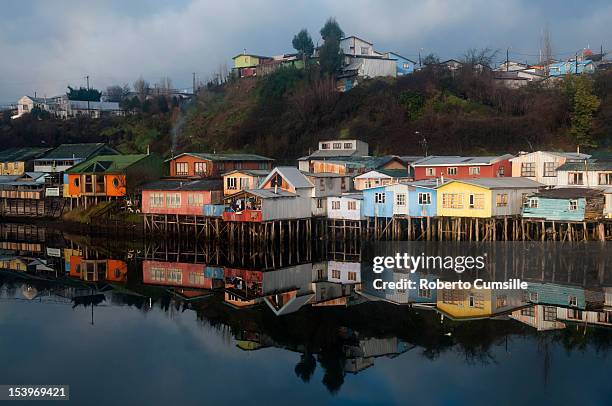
[13,96,56,119]
[327,193,365,220]
[340,36,377,57]
[555,159,612,188]
[56,97,124,119]
[353,169,411,190]
[298,139,369,172]
[326,260,361,284]
[510,151,591,186]
[304,172,352,217]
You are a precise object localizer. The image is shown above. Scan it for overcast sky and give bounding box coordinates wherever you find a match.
[1,0,611,103]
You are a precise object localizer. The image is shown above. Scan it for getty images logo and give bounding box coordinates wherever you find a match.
[372,253,487,274]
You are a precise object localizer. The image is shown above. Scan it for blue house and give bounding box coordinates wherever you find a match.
[525,282,603,310]
[362,180,438,218]
[384,52,416,76]
[548,60,595,76]
[522,188,605,221]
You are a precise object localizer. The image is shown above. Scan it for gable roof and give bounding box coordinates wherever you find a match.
[533,188,603,199]
[0,147,51,162]
[413,154,514,167]
[38,143,118,160]
[384,52,417,64]
[166,152,273,163]
[340,35,373,45]
[262,167,314,189]
[355,169,410,179]
[442,178,543,190]
[66,154,150,174]
[232,53,271,60]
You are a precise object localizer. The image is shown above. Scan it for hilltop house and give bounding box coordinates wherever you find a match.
[55,97,124,119]
[412,155,513,180]
[336,36,397,91]
[232,53,272,78]
[510,151,591,186]
[65,154,163,207]
[548,60,596,76]
[13,96,58,119]
[522,188,605,221]
[436,178,542,218]
[0,147,51,176]
[384,52,416,76]
[167,153,273,178]
[33,143,119,174]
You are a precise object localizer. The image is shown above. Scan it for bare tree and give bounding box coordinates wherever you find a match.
[462,48,499,68]
[133,76,150,101]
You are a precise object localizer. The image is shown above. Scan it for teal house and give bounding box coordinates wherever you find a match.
[522,188,605,221]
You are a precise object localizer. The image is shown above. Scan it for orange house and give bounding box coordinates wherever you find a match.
[65,154,163,206]
[167,153,274,178]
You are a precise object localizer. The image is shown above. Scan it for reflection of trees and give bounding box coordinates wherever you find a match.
[294,352,316,383]
[318,349,345,395]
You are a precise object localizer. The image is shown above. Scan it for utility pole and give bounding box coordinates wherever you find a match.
[575,53,578,75]
[85,75,90,117]
[506,48,510,72]
[418,48,423,67]
[192,72,196,95]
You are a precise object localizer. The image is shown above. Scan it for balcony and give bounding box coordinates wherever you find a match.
[223,209,262,222]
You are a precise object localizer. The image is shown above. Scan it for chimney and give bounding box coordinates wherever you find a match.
[577,145,580,154]
[440,175,444,184]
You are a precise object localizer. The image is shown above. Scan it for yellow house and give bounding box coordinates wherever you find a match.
[222,169,270,196]
[0,147,50,176]
[232,53,270,69]
[436,287,524,320]
[436,178,542,218]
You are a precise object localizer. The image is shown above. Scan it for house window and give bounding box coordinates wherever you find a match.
[396,193,406,206]
[442,193,463,209]
[341,177,347,190]
[239,177,250,189]
[321,143,330,149]
[468,193,484,209]
[568,199,578,211]
[468,167,481,175]
[497,166,505,177]
[194,162,207,175]
[348,201,357,210]
[567,309,582,320]
[569,295,578,307]
[360,47,369,55]
[403,63,410,69]
[543,306,557,321]
[468,293,484,308]
[521,162,536,177]
[175,162,189,176]
[316,198,324,209]
[165,193,181,208]
[496,295,507,308]
[333,142,342,149]
[527,198,539,208]
[235,162,243,170]
[348,271,357,281]
[425,168,435,176]
[73,177,80,187]
[375,192,386,204]
[543,162,556,177]
[529,291,539,302]
[188,193,204,206]
[598,173,612,185]
[319,178,325,191]
[331,200,340,210]
[418,192,431,205]
[226,177,237,190]
[447,167,457,175]
[418,288,431,298]
[496,193,508,207]
[568,172,584,185]
[521,307,535,317]
[331,269,341,279]
[343,142,353,149]
[150,192,164,208]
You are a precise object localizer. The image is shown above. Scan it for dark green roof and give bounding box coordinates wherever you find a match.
[66,154,151,174]
[40,143,118,160]
[166,152,273,162]
[377,169,410,177]
[557,159,612,171]
[0,147,51,162]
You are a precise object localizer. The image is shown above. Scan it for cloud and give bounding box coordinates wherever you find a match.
[1,0,611,102]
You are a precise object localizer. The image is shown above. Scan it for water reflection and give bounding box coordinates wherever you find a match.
[1,223,611,400]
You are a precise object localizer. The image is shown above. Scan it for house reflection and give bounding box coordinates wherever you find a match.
[436,287,526,321]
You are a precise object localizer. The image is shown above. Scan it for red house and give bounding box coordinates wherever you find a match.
[142,260,223,290]
[166,153,274,178]
[141,179,223,216]
[412,155,513,180]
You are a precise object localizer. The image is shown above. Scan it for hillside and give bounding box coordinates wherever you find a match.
[3,67,612,160]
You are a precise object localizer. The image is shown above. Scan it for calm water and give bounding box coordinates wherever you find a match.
[0,223,611,405]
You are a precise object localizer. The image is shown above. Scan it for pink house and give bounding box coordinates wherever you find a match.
[141,179,223,216]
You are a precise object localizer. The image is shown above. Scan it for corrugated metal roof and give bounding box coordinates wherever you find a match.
[66,154,149,174]
[221,169,270,177]
[166,152,273,162]
[262,167,314,189]
[68,100,121,111]
[535,188,603,199]
[39,143,117,160]
[302,171,345,178]
[557,159,612,171]
[509,151,591,161]
[444,178,543,189]
[413,154,514,166]
[308,149,359,158]
[0,147,51,162]
[142,179,223,191]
